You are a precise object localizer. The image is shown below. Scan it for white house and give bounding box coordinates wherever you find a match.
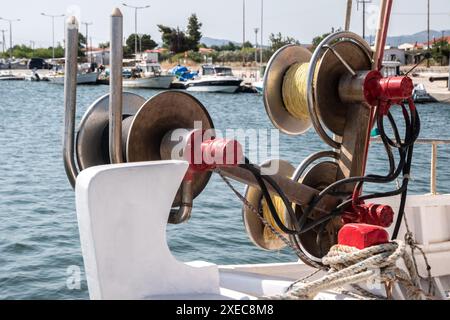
[87,50,110,65]
[383,46,406,65]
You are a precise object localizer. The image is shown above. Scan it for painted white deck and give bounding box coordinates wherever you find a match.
[75,161,450,300]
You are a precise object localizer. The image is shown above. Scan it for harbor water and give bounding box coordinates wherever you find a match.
[0,80,449,299]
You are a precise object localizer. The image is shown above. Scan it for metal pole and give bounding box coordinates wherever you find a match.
[122,4,150,62]
[52,16,56,59]
[82,22,93,63]
[109,8,124,164]
[0,18,20,60]
[345,0,353,31]
[431,143,437,195]
[86,23,89,62]
[0,30,6,54]
[9,21,12,60]
[260,0,263,65]
[135,8,138,60]
[254,28,258,64]
[427,0,430,68]
[243,0,246,45]
[373,0,393,71]
[41,14,65,58]
[63,16,80,188]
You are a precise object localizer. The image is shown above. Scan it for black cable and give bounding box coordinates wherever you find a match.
[240,162,300,234]
[234,100,421,252]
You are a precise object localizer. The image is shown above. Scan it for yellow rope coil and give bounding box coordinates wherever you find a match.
[282,62,310,121]
[261,195,294,241]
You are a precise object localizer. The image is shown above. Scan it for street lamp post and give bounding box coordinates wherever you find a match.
[82,22,93,63]
[41,13,65,60]
[0,17,21,60]
[0,29,7,54]
[356,0,372,40]
[254,27,259,65]
[260,0,264,66]
[138,33,144,54]
[427,0,430,68]
[122,3,150,62]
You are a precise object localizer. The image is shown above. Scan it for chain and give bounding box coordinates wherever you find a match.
[215,169,324,270]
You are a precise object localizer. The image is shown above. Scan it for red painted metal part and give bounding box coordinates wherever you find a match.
[377,76,414,115]
[184,131,243,175]
[338,224,390,250]
[375,0,394,71]
[342,202,394,228]
[362,72,414,113]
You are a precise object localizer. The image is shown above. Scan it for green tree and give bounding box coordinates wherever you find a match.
[126,33,158,54]
[99,42,110,49]
[78,32,86,57]
[269,32,300,52]
[242,41,253,49]
[312,33,331,49]
[158,25,190,54]
[186,13,203,51]
[431,39,449,66]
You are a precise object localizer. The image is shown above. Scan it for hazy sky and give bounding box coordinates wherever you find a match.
[0,0,449,48]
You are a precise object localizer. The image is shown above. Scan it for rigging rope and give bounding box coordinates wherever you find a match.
[266,240,437,300]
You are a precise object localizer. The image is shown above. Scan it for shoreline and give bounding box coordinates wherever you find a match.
[2,65,449,104]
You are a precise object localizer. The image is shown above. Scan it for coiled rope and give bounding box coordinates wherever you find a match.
[261,196,289,240]
[282,63,310,121]
[267,240,437,300]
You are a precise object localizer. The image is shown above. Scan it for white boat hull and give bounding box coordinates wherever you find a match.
[49,72,98,85]
[123,75,174,89]
[186,85,239,93]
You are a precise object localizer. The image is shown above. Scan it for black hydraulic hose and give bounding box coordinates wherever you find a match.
[235,103,421,243]
[392,147,414,239]
[240,162,301,235]
[297,105,420,233]
[392,112,419,239]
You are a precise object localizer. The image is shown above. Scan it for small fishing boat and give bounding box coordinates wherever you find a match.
[252,81,264,94]
[413,83,436,103]
[0,72,25,81]
[185,65,243,93]
[24,70,50,82]
[122,61,174,89]
[48,71,99,85]
[48,63,99,85]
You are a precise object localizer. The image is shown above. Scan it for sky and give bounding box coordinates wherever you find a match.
[0,0,449,48]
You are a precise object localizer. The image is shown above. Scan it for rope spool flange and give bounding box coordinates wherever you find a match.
[263,45,313,135]
[243,159,295,251]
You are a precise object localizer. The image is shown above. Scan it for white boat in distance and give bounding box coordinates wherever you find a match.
[122,61,174,89]
[49,71,99,85]
[185,65,243,93]
[49,63,99,85]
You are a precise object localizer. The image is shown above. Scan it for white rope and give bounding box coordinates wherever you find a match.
[266,240,437,300]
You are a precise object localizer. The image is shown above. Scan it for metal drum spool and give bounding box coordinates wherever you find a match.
[243,159,295,251]
[76,90,215,206]
[292,160,341,265]
[263,45,312,135]
[263,32,373,148]
[76,92,146,169]
[126,91,215,205]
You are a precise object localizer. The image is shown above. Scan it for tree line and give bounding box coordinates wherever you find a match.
[3,12,448,66]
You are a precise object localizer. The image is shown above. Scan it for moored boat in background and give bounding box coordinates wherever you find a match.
[122,60,174,89]
[185,65,243,93]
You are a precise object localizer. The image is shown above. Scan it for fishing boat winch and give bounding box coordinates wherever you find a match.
[63,5,420,270]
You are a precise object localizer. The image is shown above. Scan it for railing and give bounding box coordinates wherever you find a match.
[372,138,450,195]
